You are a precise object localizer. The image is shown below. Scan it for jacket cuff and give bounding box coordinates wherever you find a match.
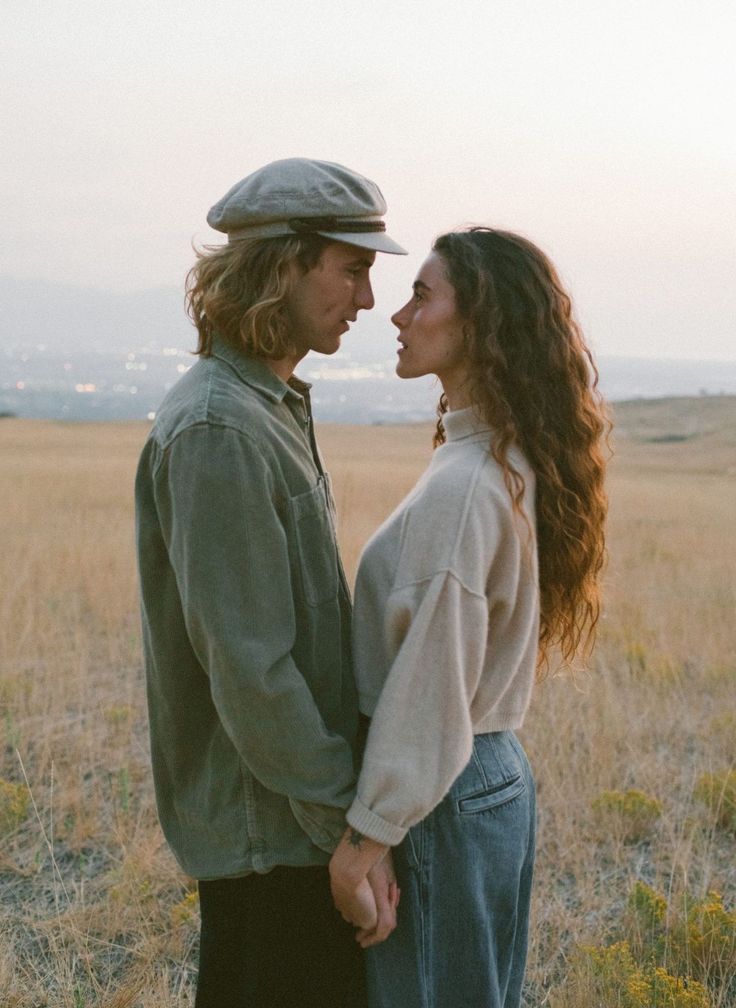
[346,797,408,847]
[289,799,350,854]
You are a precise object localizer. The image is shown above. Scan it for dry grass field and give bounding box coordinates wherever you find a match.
[1,397,735,1007]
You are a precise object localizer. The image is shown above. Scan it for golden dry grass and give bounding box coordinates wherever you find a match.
[1,398,734,1006]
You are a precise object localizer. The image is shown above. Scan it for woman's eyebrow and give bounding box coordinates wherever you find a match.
[413,280,431,293]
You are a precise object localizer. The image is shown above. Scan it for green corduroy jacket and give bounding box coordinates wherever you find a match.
[135,338,358,879]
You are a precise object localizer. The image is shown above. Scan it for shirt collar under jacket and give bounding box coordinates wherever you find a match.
[443,406,492,442]
[210,335,311,404]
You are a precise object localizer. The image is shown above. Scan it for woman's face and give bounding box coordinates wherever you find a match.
[391,251,469,393]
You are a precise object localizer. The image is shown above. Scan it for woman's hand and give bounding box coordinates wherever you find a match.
[329,827,397,943]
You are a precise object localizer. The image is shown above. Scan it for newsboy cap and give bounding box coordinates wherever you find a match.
[206,158,407,255]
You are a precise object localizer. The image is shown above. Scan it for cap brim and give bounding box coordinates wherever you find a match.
[316,231,408,255]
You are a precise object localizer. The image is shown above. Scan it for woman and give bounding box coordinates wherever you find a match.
[329,227,608,1007]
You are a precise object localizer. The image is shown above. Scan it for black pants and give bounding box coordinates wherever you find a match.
[195,865,367,1008]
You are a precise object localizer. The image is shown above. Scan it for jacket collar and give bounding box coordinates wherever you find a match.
[210,336,311,404]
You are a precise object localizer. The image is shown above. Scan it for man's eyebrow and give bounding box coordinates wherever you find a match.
[347,255,375,268]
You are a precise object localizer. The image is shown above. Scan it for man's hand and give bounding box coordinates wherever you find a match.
[330,872,378,931]
[356,849,400,948]
[329,826,396,943]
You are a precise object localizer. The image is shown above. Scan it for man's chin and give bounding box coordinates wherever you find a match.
[315,336,342,356]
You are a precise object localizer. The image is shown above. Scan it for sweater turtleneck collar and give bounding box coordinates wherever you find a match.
[443,406,492,442]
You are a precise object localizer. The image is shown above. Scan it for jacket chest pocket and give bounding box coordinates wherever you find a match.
[289,477,339,607]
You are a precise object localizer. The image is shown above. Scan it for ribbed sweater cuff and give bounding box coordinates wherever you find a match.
[346,798,408,847]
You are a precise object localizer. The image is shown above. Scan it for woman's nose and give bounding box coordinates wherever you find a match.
[391,302,409,328]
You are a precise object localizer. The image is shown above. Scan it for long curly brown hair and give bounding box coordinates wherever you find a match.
[432,228,609,672]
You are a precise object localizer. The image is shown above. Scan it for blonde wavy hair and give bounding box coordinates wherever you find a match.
[432,228,610,672]
[185,234,331,358]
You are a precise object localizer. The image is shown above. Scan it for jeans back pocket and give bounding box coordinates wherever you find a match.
[457,775,526,815]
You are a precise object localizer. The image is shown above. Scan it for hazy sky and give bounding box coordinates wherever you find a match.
[3,0,735,359]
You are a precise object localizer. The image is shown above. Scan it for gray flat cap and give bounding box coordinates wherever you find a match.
[207,157,407,255]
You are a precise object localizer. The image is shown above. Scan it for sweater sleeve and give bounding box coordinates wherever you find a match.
[346,569,490,845]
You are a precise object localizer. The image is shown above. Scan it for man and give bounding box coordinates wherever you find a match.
[135,158,407,1007]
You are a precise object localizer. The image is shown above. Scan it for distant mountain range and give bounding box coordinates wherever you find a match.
[0,275,190,352]
[2,275,736,423]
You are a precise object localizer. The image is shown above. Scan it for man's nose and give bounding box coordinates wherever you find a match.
[356,278,375,311]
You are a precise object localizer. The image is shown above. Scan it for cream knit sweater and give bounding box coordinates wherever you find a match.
[346,407,540,846]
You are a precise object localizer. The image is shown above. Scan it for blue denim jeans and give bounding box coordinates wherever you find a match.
[365,731,536,1008]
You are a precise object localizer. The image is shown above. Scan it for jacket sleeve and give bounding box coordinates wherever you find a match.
[155,423,355,852]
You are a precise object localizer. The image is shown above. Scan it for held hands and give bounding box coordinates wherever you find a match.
[359,853,400,948]
[329,827,399,947]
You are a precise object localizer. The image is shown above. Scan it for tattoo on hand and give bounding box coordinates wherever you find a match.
[348,828,364,849]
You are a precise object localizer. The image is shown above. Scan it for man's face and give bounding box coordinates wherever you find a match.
[286,242,376,358]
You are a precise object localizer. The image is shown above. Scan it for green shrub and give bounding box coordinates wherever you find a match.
[170,890,200,928]
[569,942,710,1008]
[626,880,667,961]
[626,965,710,1008]
[591,788,662,842]
[694,770,736,832]
[557,883,736,1007]
[670,890,736,989]
[0,777,29,834]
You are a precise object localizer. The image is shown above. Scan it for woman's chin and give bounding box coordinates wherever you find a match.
[395,360,422,380]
